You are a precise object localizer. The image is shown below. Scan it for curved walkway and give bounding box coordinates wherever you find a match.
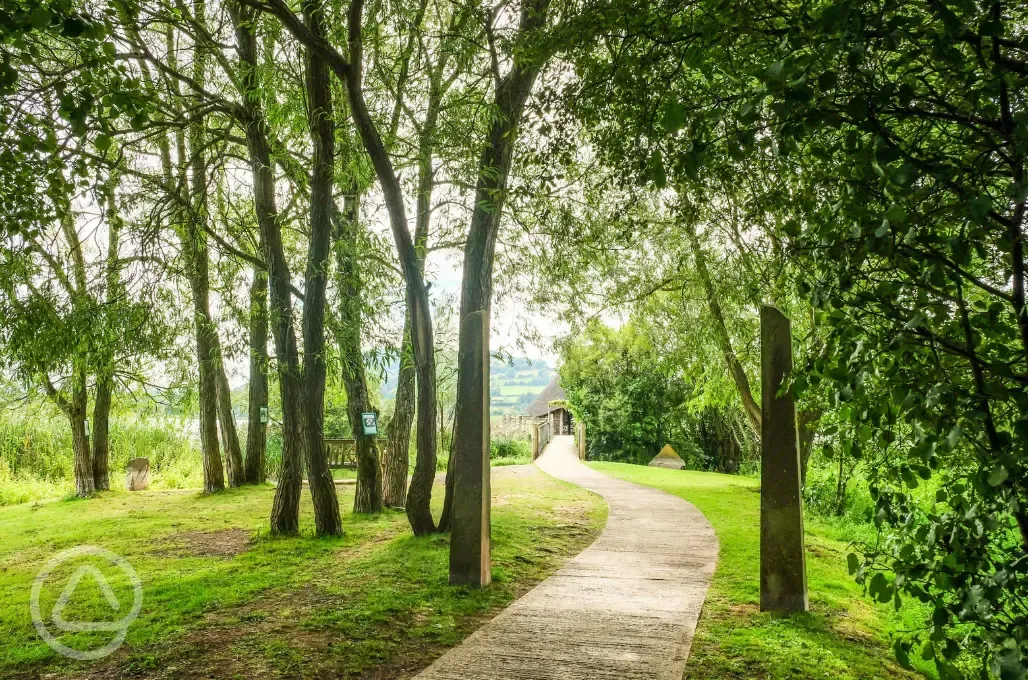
[417,435,719,680]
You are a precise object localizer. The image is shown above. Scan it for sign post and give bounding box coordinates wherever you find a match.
[360,412,378,436]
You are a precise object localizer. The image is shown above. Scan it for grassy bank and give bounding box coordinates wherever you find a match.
[589,462,935,680]
[0,469,605,679]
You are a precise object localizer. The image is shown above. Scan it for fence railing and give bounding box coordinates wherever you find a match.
[531,419,551,460]
[324,438,388,470]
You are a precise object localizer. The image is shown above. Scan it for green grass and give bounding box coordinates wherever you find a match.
[589,462,936,680]
[0,471,605,679]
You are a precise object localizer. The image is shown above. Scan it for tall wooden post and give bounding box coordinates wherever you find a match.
[760,305,808,613]
[449,310,491,587]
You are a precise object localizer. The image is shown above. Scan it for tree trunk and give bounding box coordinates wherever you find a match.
[437,442,456,531]
[214,342,245,487]
[382,79,435,510]
[442,0,549,531]
[257,0,440,535]
[685,217,763,437]
[245,267,269,484]
[69,367,94,497]
[404,293,438,535]
[300,0,343,535]
[798,409,819,486]
[71,414,94,497]
[187,240,226,494]
[383,320,414,507]
[92,375,112,491]
[228,0,304,532]
[334,194,382,513]
[324,0,438,535]
[91,172,123,493]
[187,0,225,494]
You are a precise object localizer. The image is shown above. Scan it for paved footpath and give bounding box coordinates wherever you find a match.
[417,435,719,680]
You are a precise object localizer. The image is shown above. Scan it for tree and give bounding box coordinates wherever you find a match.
[559,318,692,464]
[0,3,159,496]
[533,0,1028,674]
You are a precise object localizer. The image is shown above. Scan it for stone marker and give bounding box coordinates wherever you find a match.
[760,305,808,613]
[125,457,150,491]
[449,310,491,587]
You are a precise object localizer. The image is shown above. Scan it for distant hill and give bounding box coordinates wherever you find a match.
[379,356,555,416]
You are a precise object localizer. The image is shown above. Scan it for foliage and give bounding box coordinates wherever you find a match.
[0,0,151,241]
[0,406,202,505]
[527,0,1028,675]
[490,437,532,466]
[559,317,754,471]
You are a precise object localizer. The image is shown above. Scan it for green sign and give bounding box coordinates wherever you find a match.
[361,412,378,436]
[260,406,269,424]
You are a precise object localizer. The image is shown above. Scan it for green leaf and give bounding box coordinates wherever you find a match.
[969,195,992,218]
[30,7,51,30]
[894,638,914,670]
[847,552,860,575]
[987,467,1009,487]
[95,134,112,152]
[885,204,906,223]
[647,150,667,189]
[660,101,687,134]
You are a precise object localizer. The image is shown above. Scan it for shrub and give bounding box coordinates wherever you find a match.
[490,437,531,466]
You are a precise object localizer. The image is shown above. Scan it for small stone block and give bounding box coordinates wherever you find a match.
[125,457,150,491]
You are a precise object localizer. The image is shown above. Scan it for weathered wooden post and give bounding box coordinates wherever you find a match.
[531,423,541,460]
[577,422,586,460]
[449,310,491,587]
[760,305,808,613]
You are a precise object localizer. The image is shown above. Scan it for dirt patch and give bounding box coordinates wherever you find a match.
[158,528,253,558]
[725,603,760,618]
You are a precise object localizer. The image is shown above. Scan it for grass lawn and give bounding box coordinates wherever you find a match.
[589,462,936,680]
[0,469,605,679]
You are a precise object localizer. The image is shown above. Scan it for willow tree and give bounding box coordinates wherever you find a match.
[244,0,443,534]
[0,2,158,497]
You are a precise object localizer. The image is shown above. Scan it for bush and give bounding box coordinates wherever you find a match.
[490,437,531,466]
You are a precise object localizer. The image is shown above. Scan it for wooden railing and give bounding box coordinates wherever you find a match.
[531,420,551,460]
[324,438,387,469]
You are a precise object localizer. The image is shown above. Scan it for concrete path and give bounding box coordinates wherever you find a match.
[417,435,719,680]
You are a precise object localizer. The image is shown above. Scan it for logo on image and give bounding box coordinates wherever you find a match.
[30,545,143,660]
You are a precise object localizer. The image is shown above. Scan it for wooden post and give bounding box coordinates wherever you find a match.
[577,422,586,460]
[449,310,491,587]
[531,424,541,460]
[759,305,808,613]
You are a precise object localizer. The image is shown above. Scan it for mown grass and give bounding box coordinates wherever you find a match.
[0,468,605,679]
[589,462,936,680]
